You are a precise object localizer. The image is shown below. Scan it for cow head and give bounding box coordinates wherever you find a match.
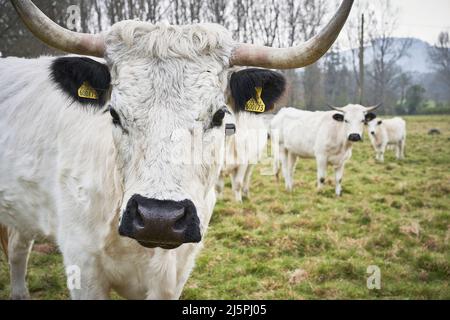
[367,118,383,136]
[329,104,381,142]
[12,0,353,249]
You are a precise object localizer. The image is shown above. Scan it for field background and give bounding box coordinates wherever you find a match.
[1,115,449,299]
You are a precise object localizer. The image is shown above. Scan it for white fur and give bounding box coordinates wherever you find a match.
[271,105,370,196]
[0,21,238,299]
[216,112,268,202]
[367,117,406,163]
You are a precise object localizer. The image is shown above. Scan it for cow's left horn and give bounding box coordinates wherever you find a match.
[10,0,105,57]
[327,104,344,113]
[366,103,382,112]
[230,0,354,69]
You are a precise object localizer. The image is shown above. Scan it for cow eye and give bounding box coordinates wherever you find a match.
[212,106,230,127]
[109,107,121,126]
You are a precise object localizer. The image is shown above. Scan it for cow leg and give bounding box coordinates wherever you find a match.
[279,147,288,184]
[374,148,381,161]
[8,228,34,300]
[242,164,254,198]
[395,142,401,159]
[316,156,327,190]
[215,174,225,199]
[334,164,345,196]
[398,139,406,160]
[285,152,297,192]
[231,166,247,202]
[378,144,386,163]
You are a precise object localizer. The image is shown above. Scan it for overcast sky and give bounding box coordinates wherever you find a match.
[356,0,450,44]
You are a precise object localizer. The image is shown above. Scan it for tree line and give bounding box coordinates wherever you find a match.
[1,0,449,115]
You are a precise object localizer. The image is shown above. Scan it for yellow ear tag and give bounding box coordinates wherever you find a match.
[245,87,266,113]
[78,81,99,100]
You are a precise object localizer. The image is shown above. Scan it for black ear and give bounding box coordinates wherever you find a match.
[50,57,111,107]
[229,68,286,113]
[365,112,377,122]
[333,113,344,122]
[377,120,383,125]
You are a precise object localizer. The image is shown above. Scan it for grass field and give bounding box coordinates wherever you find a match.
[1,115,449,299]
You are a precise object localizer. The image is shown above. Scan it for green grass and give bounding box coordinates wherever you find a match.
[1,115,449,299]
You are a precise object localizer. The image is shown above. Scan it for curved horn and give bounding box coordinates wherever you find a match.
[230,0,354,69]
[327,104,344,112]
[10,0,104,57]
[366,103,382,112]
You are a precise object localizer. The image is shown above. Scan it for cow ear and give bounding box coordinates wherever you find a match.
[377,120,383,125]
[50,57,111,108]
[333,113,344,122]
[365,112,377,122]
[229,68,286,114]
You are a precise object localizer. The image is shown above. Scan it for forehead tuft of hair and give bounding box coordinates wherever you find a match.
[105,21,234,64]
[229,68,287,113]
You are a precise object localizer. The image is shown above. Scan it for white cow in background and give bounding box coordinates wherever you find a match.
[367,117,406,162]
[271,104,381,196]
[216,112,268,202]
[0,0,353,300]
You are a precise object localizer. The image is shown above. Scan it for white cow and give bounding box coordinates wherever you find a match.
[0,0,353,299]
[367,117,406,162]
[216,112,268,202]
[271,104,380,196]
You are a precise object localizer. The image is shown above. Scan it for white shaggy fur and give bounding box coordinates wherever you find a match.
[0,22,239,299]
[367,117,406,162]
[271,105,370,196]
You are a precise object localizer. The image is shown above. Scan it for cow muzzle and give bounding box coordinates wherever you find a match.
[348,133,362,142]
[118,195,201,249]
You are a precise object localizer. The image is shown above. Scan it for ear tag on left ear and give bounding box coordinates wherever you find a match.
[78,81,99,100]
[245,87,266,113]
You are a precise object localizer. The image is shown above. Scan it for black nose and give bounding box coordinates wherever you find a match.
[118,195,201,249]
[348,133,362,142]
[370,131,375,135]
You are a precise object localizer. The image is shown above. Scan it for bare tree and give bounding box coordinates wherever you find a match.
[366,0,412,111]
[232,0,256,43]
[171,0,204,24]
[284,0,303,47]
[397,72,412,108]
[205,0,229,26]
[252,0,280,46]
[296,0,328,110]
[429,31,450,90]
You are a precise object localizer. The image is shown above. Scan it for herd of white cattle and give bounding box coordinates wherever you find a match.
[0,0,411,301]
[219,105,407,199]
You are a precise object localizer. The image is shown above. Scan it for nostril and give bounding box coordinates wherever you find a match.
[173,208,188,232]
[128,198,145,229]
[134,208,145,229]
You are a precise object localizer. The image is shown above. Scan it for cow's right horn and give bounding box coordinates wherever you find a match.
[327,104,344,113]
[365,103,383,112]
[230,0,354,69]
[10,0,105,57]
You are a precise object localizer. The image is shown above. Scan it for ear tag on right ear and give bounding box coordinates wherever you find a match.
[245,87,265,113]
[78,81,99,100]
